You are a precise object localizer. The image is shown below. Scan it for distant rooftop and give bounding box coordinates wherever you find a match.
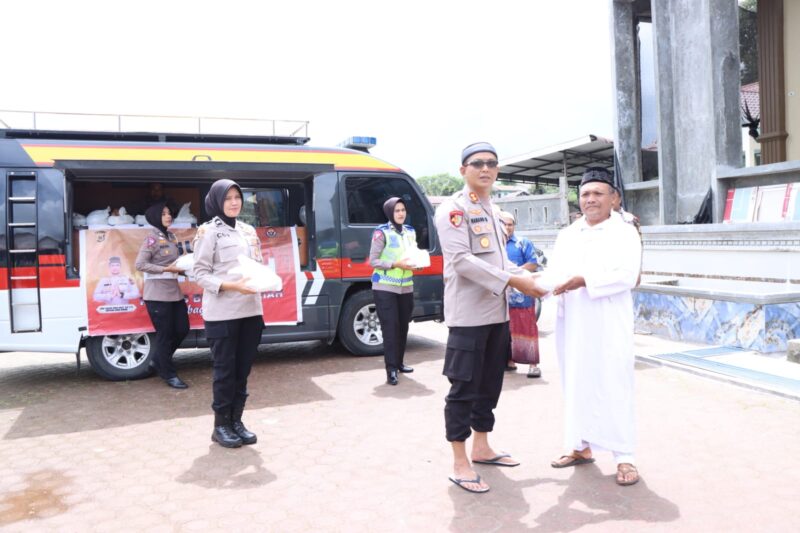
[741,81,760,119]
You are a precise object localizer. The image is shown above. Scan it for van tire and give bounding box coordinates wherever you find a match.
[337,290,383,356]
[86,333,154,381]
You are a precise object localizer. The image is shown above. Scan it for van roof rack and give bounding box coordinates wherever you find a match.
[0,110,310,146]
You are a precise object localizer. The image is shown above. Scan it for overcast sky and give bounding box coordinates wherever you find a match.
[1,0,615,178]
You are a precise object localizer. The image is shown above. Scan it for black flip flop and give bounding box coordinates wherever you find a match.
[472,453,520,467]
[449,474,490,493]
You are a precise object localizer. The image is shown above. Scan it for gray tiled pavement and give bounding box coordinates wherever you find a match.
[1,304,799,532]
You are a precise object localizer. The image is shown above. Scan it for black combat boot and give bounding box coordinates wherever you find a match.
[231,400,257,445]
[211,412,243,448]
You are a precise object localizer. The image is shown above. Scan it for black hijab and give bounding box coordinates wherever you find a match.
[383,197,405,233]
[205,179,242,228]
[145,200,172,236]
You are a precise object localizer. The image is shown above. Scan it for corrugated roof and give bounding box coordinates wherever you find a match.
[498,135,615,185]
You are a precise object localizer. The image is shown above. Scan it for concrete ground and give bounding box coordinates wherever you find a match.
[1,303,799,532]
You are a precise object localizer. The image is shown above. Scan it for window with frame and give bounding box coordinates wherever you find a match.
[239,188,288,227]
[345,176,430,249]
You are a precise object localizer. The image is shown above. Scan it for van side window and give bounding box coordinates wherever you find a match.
[239,189,288,227]
[345,176,430,249]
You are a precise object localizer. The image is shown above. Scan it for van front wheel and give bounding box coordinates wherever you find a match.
[86,333,154,381]
[337,290,383,356]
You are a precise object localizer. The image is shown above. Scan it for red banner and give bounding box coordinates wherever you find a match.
[82,226,300,336]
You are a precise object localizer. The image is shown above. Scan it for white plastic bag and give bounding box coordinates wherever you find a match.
[135,214,147,226]
[173,253,195,272]
[87,207,110,226]
[174,202,197,224]
[229,254,282,292]
[402,247,431,269]
[534,270,570,293]
[72,212,87,227]
[108,206,134,226]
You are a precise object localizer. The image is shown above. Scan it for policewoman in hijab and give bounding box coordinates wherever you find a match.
[369,197,417,385]
[193,179,264,448]
[135,201,190,389]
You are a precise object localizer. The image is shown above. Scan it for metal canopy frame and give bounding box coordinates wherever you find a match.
[497,135,616,187]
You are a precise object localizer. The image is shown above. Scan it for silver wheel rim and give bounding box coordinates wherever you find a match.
[352,303,382,346]
[100,333,151,370]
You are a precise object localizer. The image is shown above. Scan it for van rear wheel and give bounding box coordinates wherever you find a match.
[86,333,154,381]
[337,290,383,356]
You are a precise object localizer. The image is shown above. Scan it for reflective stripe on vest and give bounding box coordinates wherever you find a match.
[372,226,414,287]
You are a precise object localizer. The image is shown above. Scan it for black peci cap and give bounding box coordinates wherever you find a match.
[461,142,498,165]
[580,167,617,190]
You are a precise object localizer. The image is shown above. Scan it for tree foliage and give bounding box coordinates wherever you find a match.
[415,173,462,196]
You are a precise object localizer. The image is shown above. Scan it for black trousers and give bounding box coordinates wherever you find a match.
[443,322,510,442]
[373,290,414,371]
[145,300,190,380]
[204,315,264,415]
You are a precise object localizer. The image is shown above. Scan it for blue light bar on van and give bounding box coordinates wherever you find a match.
[339,136,377,150]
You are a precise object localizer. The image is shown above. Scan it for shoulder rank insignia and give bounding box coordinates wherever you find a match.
[449,210,464,227]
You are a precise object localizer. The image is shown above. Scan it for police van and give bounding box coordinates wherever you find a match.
[0,113,443,380]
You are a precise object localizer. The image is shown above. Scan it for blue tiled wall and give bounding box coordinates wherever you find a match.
[634,293,800,353]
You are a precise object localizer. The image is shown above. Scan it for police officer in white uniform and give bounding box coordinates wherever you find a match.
[193,179,264,448]
[135,200,190,389]
[434,142,545,494]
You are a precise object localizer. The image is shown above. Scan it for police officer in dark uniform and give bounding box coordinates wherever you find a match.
[193,179,265,448]
[135,201,190,389]
[434,142,545,494]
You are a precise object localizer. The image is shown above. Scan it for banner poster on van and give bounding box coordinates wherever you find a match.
[81,226,301,336]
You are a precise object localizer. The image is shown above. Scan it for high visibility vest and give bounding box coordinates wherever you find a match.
[371,224,415,287]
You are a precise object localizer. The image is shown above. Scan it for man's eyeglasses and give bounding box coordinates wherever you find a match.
[466,159,499,169]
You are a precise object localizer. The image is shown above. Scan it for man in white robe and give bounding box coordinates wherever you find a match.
[548,167,643,486]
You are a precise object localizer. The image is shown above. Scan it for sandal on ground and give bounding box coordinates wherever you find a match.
[448,474,490,493]
[472,453,520,467]
[616,463,639,486]
[551,452,595,468]
[527,366,541,378]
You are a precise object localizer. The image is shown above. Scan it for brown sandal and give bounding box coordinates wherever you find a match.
[551,452,595,468]
[616,463,639,486]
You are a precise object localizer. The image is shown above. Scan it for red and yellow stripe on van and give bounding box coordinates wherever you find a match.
[19,141,401,172]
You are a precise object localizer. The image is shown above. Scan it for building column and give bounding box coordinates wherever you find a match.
[710,0,746,220]
[610,0,643,189]
[651,0,677,224]
[757,0,788,164]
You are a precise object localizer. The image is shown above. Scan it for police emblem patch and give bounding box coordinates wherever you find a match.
[480,237,490,248]
[469,192,479,203]
[146,236,156,246]
[449,210,464,227]
[373,230,383,241]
